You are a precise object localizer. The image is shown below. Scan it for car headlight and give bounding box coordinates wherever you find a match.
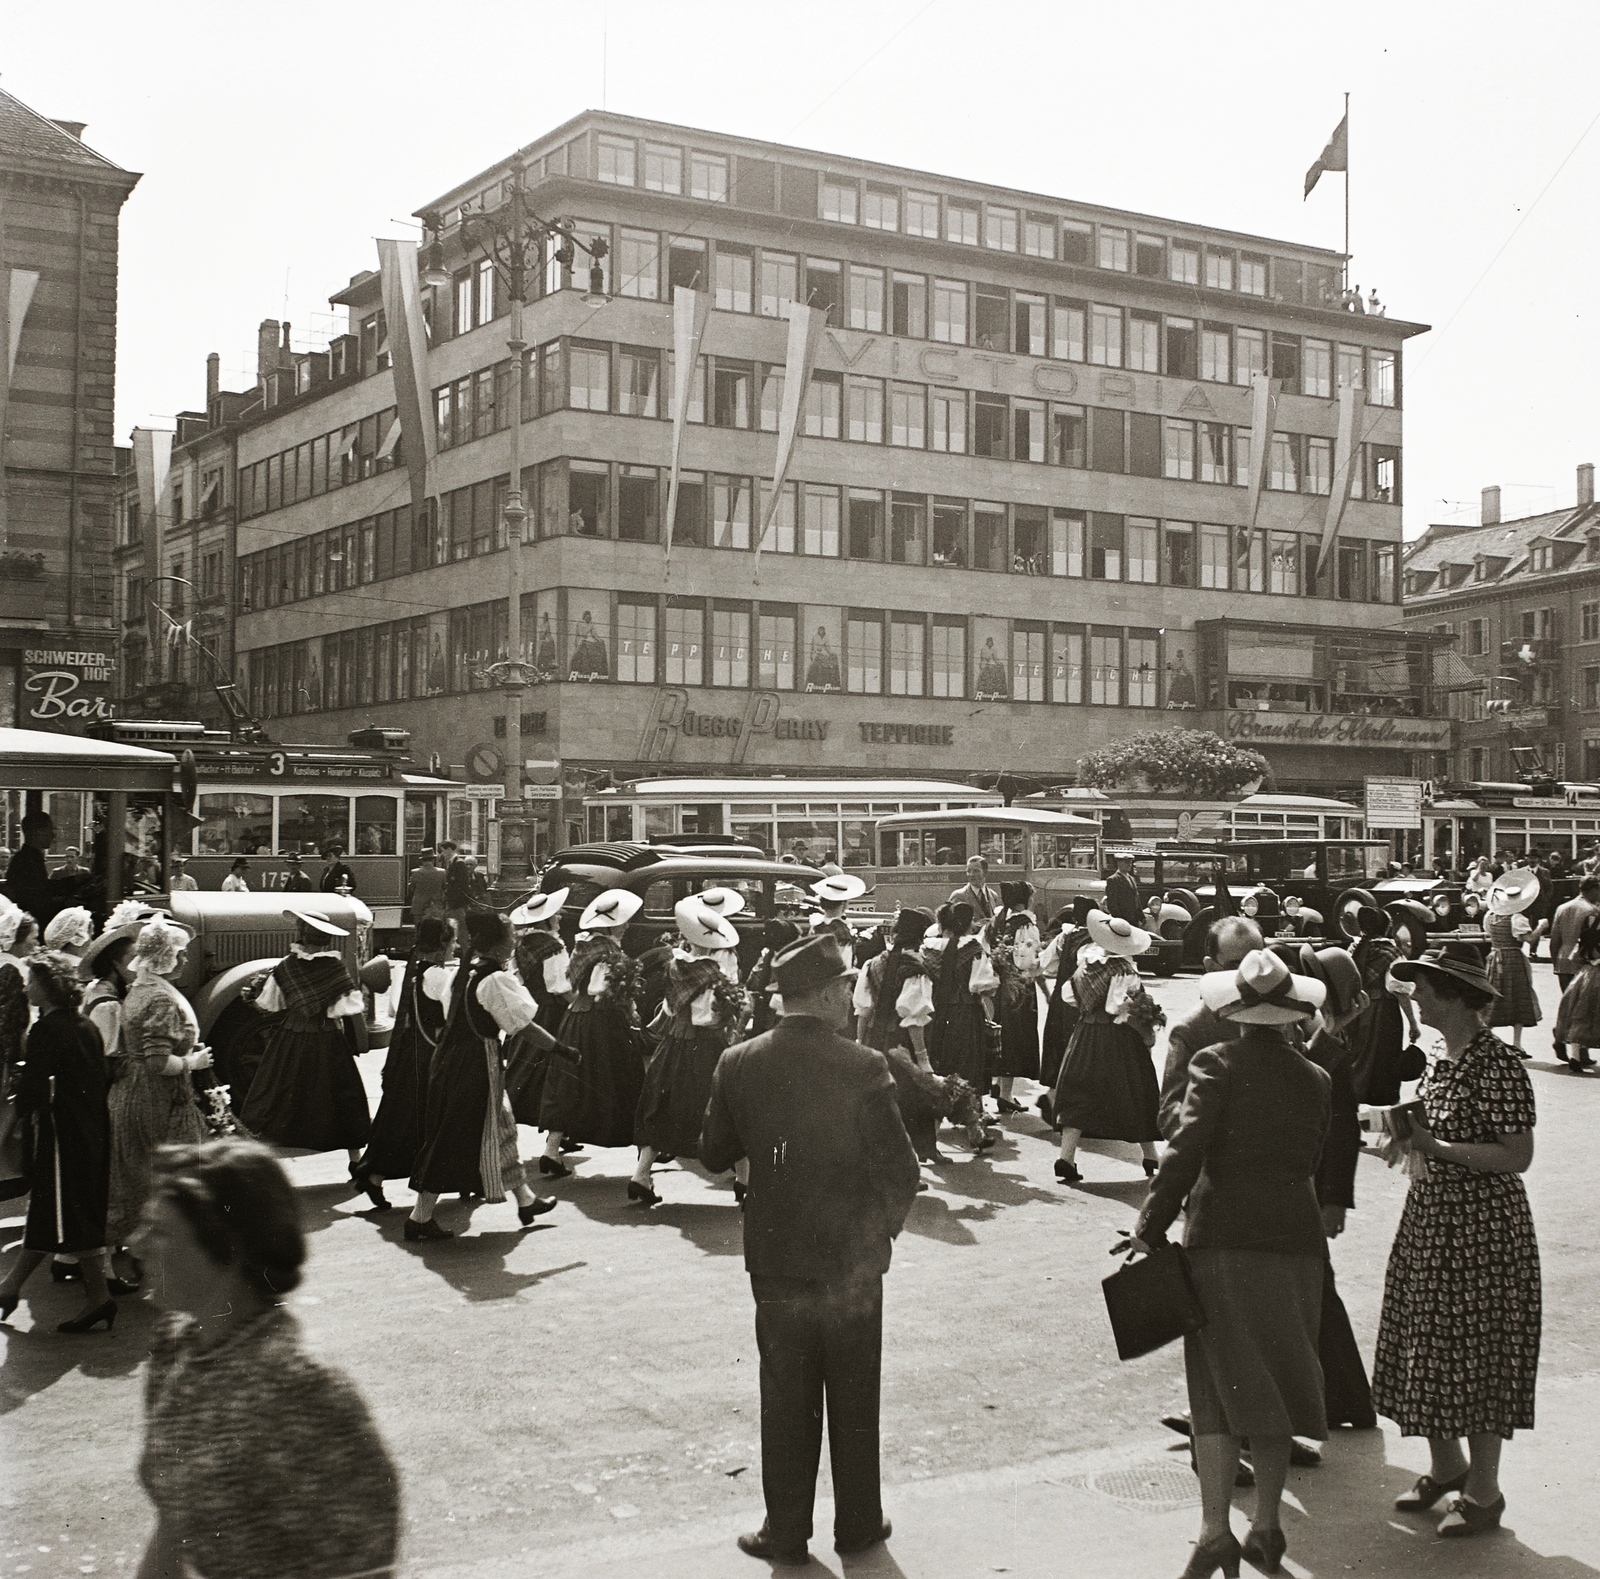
[1242,896,1258,917]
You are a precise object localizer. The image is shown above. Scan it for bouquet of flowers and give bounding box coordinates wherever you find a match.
[1107,975,1167,1048]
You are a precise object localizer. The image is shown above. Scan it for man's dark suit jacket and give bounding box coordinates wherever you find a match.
[701,1016,920,1283]
[946,882,1000,919]
[1137,1027,1331,1257]
[1104,868,1142,924]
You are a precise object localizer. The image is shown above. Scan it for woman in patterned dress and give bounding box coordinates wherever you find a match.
[405,910,558,1239]
[350,916,457,1210]
[538,890,647,1172]
[1482,867,1542,1052]
[1052,910,1161,1185]
[106,918,211,1280]
[240,910,370,1162]
[133,1139,400,1579]
[1374,942,1541,1539]
[987,883,1041,1112]
[629,898,747,1206]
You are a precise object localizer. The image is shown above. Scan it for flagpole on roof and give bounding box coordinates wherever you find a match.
[1344,92,1351,292]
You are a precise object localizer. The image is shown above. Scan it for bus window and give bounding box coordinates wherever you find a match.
[644,805,673,840]
[841,816,873,868]
[404,794,438,856]
[777,819,838,866]
[354,795,398,855]
[732,820,776,854]
[602,805,633,842]
[197,793,273,855]
[1032,833,1099,870]
[280,794,350,856]
[979,830,1024,867]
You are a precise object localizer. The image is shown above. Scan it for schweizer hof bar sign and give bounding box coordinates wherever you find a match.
[22,643,117,732]
[1224,710,1451,751]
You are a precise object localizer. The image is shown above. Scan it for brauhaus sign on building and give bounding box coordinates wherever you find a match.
[1223,709,1451,751]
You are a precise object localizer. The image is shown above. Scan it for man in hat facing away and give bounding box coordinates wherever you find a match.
[1103,850,1143,926]
[701,935,920,1568]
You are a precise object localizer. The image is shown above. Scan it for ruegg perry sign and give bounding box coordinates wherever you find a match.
[22,644,117,733]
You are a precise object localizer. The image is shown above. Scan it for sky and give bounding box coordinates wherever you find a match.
[5,0,1599,539]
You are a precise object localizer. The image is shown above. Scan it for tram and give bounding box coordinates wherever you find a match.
[1418,781,1600,870]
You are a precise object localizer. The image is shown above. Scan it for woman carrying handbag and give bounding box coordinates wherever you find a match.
[1125,949,1332,1579]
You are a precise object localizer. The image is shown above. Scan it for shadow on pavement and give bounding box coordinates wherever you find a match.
[0,1285,156,1414]
[370,1206,588,1300]
[555,1174,747,1258]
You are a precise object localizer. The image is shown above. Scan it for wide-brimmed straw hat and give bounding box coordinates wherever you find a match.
[811,872,868,905]
[1389,940,1498,998]
[695,886,747,919]
[1199,948,1326,1024]
[1085,909,1152,958]
[510,888,568,926]
[579,890,643,931]
[1486,868,1540,916]
[79,906,167,974]
[675,896,740,951]
[284,907,348,938]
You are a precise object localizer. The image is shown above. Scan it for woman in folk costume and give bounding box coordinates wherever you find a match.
[924,902,999,1088]
[1036,900,1095,1127]
[742,919,800,1038]
[42,905,93,960]
[240,910,371,1168]
[501,889,575,1132]
[1337,895,1423,1101]
[1051,910,1162,1185]
[629,898,747,1207]
[809,871,868,964]
[987,881,1042,1113]
[693,885,749,980]
[1483,866,1542,1054]
[0,895,36,1201]
[406,909,558,1240]
[538,890,647,1175]
[1553,913,1600,1073]
[349,916,458,1211]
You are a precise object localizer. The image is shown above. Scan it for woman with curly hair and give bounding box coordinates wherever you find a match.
[107,916,211,1280]
[0,951,115,1331]
[538,890,646,1174]
[133,1139,400,1579]
[630,898,748,1206]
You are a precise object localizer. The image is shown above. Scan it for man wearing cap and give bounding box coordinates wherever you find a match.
[947,856,999,920]
[281,852,315,893]
[407,848,446,923]
[1103,851,1143,926]
[701,935,920,1568]
[168,856,198,893]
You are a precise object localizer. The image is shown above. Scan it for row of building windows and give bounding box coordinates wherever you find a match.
[235,406,401,520]
[241,597,1194,720]
[234,463,1400,612]
[440,226,1398,405]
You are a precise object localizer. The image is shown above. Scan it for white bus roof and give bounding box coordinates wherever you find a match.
[874,807,1101,831]
[598,778,1001,800]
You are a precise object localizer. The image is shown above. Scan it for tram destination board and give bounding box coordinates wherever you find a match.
[193,750,393,782]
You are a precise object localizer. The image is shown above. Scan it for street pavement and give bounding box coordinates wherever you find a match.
[3,962,1599,1579]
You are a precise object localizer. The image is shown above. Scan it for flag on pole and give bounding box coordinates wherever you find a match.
[753,301,827,584]
[663,286,713,571]
[376,240,437,526]
[1243,372,1278,529]
[1304,114,1348,198]
[1316,378,1364,588]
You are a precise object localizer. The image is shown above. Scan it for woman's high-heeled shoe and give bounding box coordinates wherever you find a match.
[1395,1470,1467,1512]
[1055,1158,1082,1184]
[57,1300,117,1334]
[1143,1158,1160,1178]
[538,1155,573,1179]
[627,1180,661,1207]
[403,1217,453,1242]
[1240,1525,1285,1574]
[1179,1531,1241,1579]
[517,1197,557,1225]
[731,1179,747,1205]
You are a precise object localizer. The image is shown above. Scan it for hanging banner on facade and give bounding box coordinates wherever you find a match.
[0,262,40,543]
[1317,379,1364,589]
[1243,372,1277,529]
[753,301,827,584]
[663,286,712,572]
[132,427,172,676]
[376,239,436,526]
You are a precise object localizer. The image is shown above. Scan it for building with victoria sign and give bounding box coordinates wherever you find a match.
[114,112,1448,856]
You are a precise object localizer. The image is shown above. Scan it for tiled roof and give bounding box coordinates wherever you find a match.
[1402,503,1600,599]
[0,87,120,169]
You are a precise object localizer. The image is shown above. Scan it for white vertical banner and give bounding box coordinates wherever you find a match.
[132,428,173,677]
[0,265,40,544]
[1243,372,1278,529]
[753,302,828,585]
[376,239,437,524]
[663,286,712,572]
[1317,378,1364,588]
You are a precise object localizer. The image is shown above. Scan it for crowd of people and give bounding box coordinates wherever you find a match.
[0,837,1551,1576]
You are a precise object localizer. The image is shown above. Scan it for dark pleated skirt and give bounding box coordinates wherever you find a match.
[410,1029,489,1196]
[995,984,1041,1080]
[1039,993,1078,1090]
[1184,1248,1327,1440]
[503,1029,557,1128]
[542,1003,646,1148]
[358,1019,433,1180]
[927,1001,987,1087]
[240,1018,370,1152]
[1052,1019,1159,1141]
[634,1028,725,1157]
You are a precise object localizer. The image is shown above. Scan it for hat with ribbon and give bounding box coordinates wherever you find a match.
[1199,948,1326,1025]
[510,888,568,927]
[1486,867,1540,917]
[770,933,855,998]
[811,871,868,905]
[1389,939,1498,998]
[284,906,348,938]
[579,889,644,931]
[675,896,740,951]
[1085,909,1152,958]
[694,886,747,919]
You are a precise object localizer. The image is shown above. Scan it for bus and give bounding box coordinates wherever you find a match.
[88,721,453,943]
[579,777,1005,871]
[872,807,1104,919]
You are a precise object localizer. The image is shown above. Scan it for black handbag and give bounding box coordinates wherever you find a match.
[1101,1243,1207,1361]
